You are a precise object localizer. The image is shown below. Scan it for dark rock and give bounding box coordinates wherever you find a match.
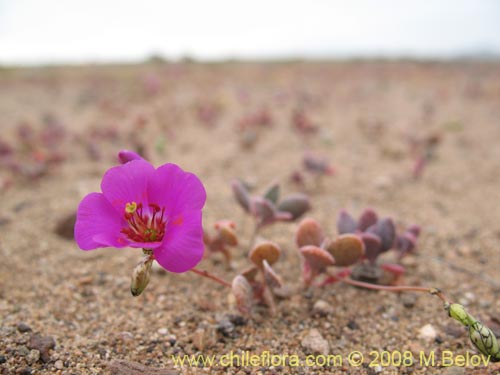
[54,212,76,240]
[28,334,56,362]
[17,323,32,333]
[16,367,32,375]
[0,355,6,363]
[347,320,360,330]
[216,319,235,337]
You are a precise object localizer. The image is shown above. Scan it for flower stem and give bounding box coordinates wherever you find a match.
[190,267,232,288]
[328,271,452,304]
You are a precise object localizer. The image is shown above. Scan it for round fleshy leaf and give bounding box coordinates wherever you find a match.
[249,241,281,267]
[296,218,324,248]
[277,193,311,221]
[396,232,417,255]
[214,220,238,246]
[361,232,382,264]
[300,245,335,271]
[231,179,251,212]
[232,275,253,316]
[326,234,365,267]
[263,183,280,205]
[381,263,405,276]
[357,208,378,232]
[251,197,278,225]
[367,217,396,252]
[407,224,421,238]
[337,209,357,235]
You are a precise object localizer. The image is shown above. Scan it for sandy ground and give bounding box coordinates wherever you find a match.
[1,61,500,375]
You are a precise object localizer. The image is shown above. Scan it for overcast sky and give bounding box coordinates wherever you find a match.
[1,0,500,65]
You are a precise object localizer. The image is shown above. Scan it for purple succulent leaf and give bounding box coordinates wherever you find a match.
[407,224,421,238]
[337,209,357,234]
[357,208,378,232]
[381,263,406,276]
[396,232,417,257]
[360,232,382,264]
[232,275,253,316]
[275,211,293,222]
[277,193,311,220]
[367,217,396,252]
[232,179,251,213]
[252,197,278,226]
[263,183,280,205]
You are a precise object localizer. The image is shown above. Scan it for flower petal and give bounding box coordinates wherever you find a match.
[118,149,144,164]
[147,163,206,216]
[101,159,155,212]
[75,192,128,250]
[153,210,204,272]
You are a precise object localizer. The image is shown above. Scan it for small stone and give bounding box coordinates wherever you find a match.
[26,350,40,364]
[0,355,6,364]
[16,367,32,375]
[312,300,333,316]
[17,323,32,333]
[157,328,168,336]
[401,294,417,308]
[418,324,437,341]
[54,360,64,370]
[17,346,30,356]
[441,367,465,375]
[28,334,56,363]
[301,328,329,355]
[216,318,235,337]
[346,320,359,330]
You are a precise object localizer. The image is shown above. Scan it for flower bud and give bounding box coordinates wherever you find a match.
[469,321,500,361]
[130,256,153,296]
[447,303,500,361]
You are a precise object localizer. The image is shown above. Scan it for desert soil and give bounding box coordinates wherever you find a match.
[0,61,500,374]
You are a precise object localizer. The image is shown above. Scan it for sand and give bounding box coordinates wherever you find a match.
[1,61,500,374]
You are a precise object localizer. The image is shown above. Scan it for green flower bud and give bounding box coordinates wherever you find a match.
[469,321,500,362]
[446,303,500,361]
[130,256,153,297]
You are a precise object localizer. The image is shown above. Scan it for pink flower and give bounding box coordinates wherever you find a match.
[75,158,206,273]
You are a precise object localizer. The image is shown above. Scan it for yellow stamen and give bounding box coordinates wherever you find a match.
[125,201,137,214]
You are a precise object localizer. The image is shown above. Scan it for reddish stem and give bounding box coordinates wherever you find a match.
[190,267,232,288]
[328,271,451,304]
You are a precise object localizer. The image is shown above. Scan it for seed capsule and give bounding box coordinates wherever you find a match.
[130,256,153,296]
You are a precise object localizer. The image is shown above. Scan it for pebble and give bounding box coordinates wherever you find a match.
[401,293,417,308]
[16,367,32,375]
[301,329,330,355]
[0,355,6,364]
[418,324,437,341]
[312,300,333,316]
[54,360,64,370]
[28,334,56,363]
[157,328,168,335]
[442,368,465,375]
[26,349,40,364]
[17,323,32,333]
[216,318,235,337]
